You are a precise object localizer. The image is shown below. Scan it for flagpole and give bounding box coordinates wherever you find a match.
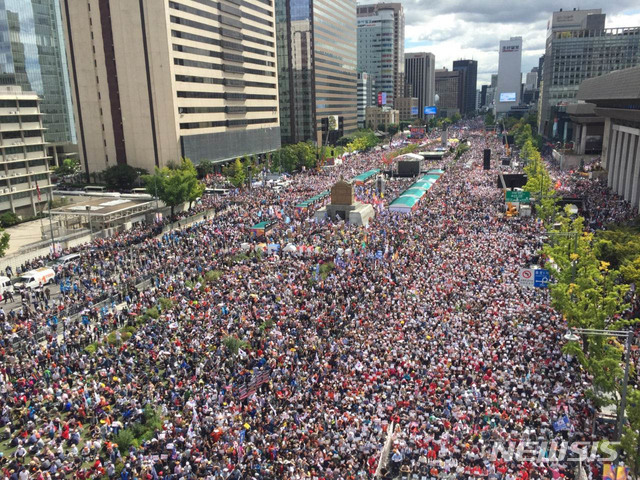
[47,187,56,256]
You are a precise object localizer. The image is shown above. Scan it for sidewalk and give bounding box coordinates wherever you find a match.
[3,219,49,256]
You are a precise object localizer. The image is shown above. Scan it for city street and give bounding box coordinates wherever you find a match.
[2,124,635,478]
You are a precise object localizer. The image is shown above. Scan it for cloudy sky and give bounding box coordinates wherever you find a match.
[398,1,640,86]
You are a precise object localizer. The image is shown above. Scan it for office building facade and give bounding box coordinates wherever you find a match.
[575,67,640,209]
[365,105,397,130]
[357,72,375,128]
[452,59,477,115]
[61,0,281,175]
[405,52,435,119]
[395,96,418,121]
[480,85,488,108]
[435,68,462,116]
[357,2,404,107]
[0,85,52,216]
[495,36,522,114]
[539,8,640,138]
[0,0,77,166]
[277,0,357,145]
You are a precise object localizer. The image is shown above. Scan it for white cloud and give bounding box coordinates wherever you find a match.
[401,4,640,87]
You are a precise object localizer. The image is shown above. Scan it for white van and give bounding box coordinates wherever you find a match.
[14,267,55,290]
[54,253,81,268]
[0,276,13,295]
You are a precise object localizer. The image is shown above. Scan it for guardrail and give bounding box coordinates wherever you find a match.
[375,422,396,478]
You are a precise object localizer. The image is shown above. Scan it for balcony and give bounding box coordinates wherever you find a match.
[0,123,21,132]
[21,122,44,131]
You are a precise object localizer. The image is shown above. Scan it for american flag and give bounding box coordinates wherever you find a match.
[238,369,272,400]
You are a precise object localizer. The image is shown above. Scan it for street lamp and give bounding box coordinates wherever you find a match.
[564,327,633,442]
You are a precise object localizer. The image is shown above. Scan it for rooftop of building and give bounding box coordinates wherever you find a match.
[578,66,640,102]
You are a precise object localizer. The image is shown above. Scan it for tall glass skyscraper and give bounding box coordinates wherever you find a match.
[0,0,76,145]
[276,0,357,144]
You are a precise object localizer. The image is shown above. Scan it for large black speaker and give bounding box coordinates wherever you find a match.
[497,174,528,189]
[483,149,491,170]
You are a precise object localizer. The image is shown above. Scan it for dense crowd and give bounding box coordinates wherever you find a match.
[0,125,636,480]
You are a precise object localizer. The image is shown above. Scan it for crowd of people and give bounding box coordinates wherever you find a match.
[0,123,636,479]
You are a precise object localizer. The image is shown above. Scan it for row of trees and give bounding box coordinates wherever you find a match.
[520,124,640,472]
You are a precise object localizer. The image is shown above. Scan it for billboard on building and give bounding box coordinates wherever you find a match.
[499,92,517,102]
[378,92,387,106]
[423,106,437,115]
[409,127,426,139]
[411,107,419,115]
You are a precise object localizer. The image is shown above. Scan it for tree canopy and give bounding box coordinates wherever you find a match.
[142,158,204,216]
[103,164,147,191]
[0,229,9,257]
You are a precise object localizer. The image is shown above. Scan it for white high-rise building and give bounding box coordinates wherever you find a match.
[0,86,53,217]
[357,73,376,128]
[525,71,538,91]
[405,52,435,119]
[495,37,522,114]
[357,3,405,107]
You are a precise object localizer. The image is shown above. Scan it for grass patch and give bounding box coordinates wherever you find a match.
[205,270,223,283]
[319,261,335,280]
[158,297,174,311]
[223,336,249,355]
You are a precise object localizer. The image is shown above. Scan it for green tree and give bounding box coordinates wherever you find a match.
[290,142,316,169]
[103,164,147,191]
[0,228,9,257]
[226,158,246,188]
[0,212,19,228]
[195,160,215,179]
[522,145,557,223]
[484,111,495,126]
[54,158,80,178]
[387,123,399,136]
[180,158,205,207]
[142,158,204,216]
[549,214,630,412]
[621,387,640,477]
[515,124,533,149]
[520,138,538,164]
[450,112,462,123]
[279,146,299,173]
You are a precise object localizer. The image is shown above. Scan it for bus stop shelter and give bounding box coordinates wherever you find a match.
[49,197,155,233]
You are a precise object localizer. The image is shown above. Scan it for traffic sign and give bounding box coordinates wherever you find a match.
[534,269,550,288]
[506,191,530,204]
[519,267,550,288]
[518,268,534,288]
